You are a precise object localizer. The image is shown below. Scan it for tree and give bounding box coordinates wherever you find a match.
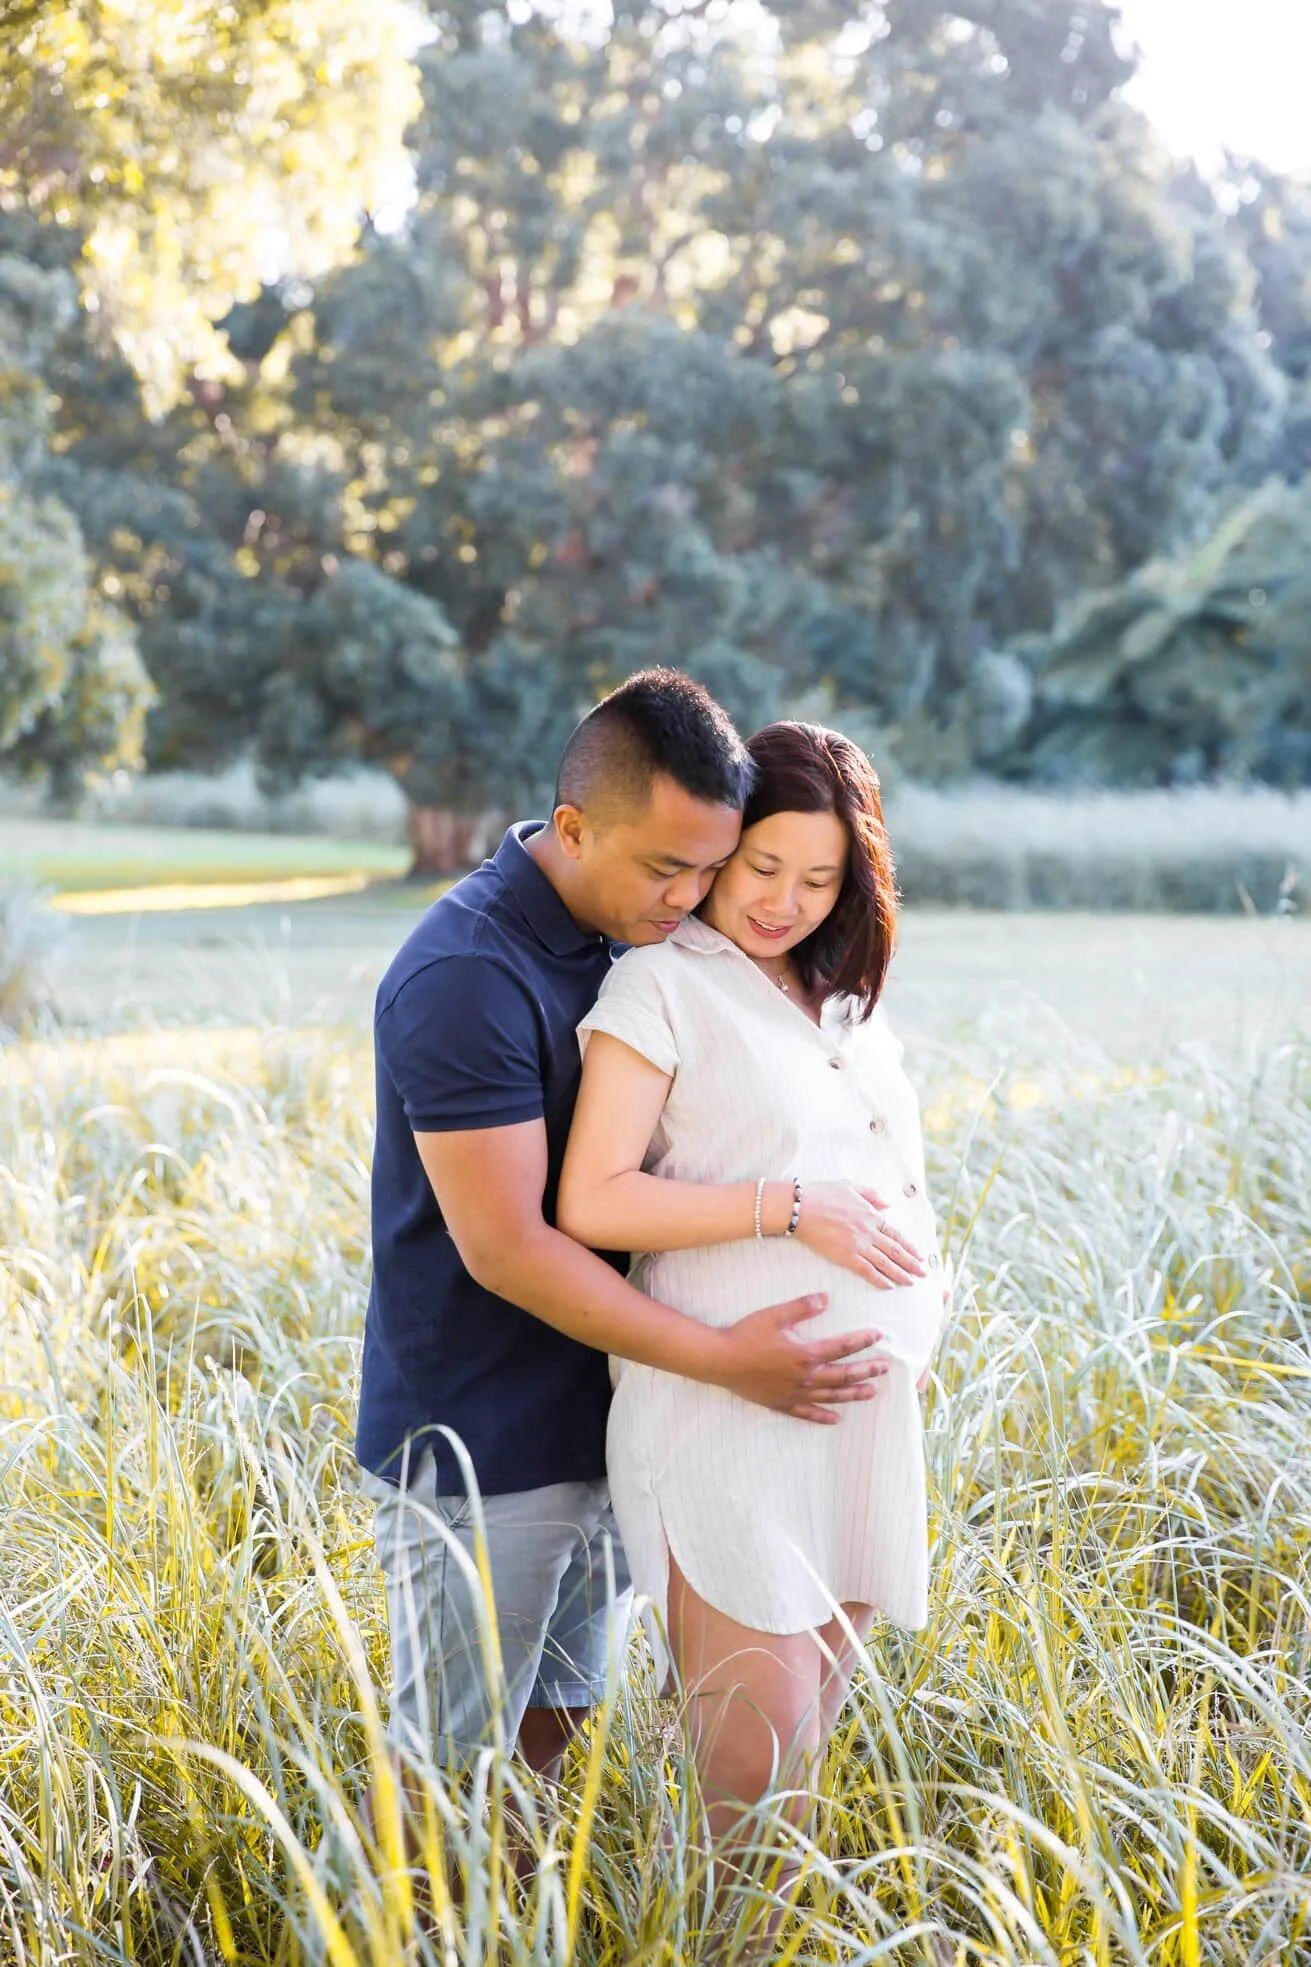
[0,0,422,408]
[0,249,150,794]
[8,0,1308,855]
[1217,159,1311,482]
[290,0,1282,773]
[1003,479,1311,785]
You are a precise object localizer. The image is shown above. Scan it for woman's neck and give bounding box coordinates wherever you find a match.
[708,920,824,1024]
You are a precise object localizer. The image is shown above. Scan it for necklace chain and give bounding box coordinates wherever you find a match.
[755,959,791,995]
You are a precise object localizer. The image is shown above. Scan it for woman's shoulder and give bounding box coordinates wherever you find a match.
[610,937,682,971]
[607,922,724,985]
[594,937,686,1009]
[604,939,682,984]
[597,926,733,1024]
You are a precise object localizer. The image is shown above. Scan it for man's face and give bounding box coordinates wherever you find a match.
[563,773,743,945]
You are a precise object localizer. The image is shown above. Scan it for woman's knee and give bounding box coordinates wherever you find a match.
[697,1730,784,1811]
[693,1693,820,1809]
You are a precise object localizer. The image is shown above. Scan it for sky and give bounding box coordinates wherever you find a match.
[1119,0,1311,177]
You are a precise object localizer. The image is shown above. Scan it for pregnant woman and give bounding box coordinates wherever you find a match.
[557,720,950,1933]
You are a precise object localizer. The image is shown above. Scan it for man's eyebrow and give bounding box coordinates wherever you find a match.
[648,851,734,871]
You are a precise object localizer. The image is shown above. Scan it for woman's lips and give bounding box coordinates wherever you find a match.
[747,914,792,940]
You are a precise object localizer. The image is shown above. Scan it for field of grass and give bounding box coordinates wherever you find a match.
[4,812,1308,1048]
[0,817,409,895]
[8,775,1311,916]
[2,1014,1308,1965]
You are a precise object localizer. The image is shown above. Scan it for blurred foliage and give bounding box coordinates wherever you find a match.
[2,0,1311,855]
[1014,477,1311,786]
[0,252,152,791]
[0,0,421,407]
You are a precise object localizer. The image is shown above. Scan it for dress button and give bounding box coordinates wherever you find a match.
[869,1116,886,1133]
[929,1253,940,1269]
[828,1056,843,1070]
[902,1180,918,1197]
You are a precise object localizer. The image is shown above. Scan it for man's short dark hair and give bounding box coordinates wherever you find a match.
[555,668,754,820]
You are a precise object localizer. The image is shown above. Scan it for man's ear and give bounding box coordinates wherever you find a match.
[553,803,587,860]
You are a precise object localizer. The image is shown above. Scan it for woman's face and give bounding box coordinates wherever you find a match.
[702,808,848,959]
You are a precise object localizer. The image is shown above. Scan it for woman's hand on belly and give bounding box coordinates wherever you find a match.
[794,1180,928,1291]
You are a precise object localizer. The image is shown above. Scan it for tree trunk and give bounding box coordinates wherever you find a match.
[406,804,484,877]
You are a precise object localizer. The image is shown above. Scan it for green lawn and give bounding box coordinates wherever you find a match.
[0,817,411,893]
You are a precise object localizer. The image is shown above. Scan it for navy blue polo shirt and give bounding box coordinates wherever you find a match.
[355,821,624,1492]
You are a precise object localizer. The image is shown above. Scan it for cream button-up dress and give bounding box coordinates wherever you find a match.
[578,915,949,1669]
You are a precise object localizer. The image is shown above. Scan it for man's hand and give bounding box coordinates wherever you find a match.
[711,1294,889,1424]
[415,1122,891,1427]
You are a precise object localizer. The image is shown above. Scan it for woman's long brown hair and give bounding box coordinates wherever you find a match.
[740,721,898,1018]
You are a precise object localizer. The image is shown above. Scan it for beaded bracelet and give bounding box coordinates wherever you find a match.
[753,1176,766,1240]
[784,1178,803,1237]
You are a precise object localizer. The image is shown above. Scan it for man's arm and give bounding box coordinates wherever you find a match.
[416,1120,889,1425]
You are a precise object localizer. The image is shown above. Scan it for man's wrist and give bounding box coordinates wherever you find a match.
[673,1317,736,1389]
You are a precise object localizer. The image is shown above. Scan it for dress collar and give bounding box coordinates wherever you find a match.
[494,821,609,958]
[670,914,855,1028]
[668,914,734,956]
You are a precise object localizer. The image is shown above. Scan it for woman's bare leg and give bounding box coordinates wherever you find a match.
[814,1601,877,1749]
[666,1552,827,1955]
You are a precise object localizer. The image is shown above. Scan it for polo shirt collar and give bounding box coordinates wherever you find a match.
[495,821,608,957]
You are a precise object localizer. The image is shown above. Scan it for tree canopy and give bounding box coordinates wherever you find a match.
[3,0,1310,862]
[2,0,421,404]
[0,242,151,795]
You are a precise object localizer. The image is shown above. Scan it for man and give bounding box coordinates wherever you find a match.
[355,669,884,1782]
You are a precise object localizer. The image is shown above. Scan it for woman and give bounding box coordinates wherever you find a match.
[557,722,951,1887]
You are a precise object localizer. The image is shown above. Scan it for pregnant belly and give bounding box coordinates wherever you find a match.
[633,1203,943,1373]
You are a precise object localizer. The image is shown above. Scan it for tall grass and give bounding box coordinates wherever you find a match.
[1,1021,1308,1963]
[0,882,66,1038]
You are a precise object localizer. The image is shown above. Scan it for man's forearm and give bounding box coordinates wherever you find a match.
[467,1221,733,1382]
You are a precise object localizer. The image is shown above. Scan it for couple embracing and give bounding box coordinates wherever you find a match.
[354,669,951,1902]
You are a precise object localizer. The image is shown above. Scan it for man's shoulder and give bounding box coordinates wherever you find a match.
[376,859,526,1019]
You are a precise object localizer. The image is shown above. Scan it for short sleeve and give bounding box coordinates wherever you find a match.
[376,956,543,1133]
[577,952,680,1077]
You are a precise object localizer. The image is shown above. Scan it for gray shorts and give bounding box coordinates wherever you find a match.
[360,1449,633,1766]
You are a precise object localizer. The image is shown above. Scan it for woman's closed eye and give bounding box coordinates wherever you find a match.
[746,862,835,890]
